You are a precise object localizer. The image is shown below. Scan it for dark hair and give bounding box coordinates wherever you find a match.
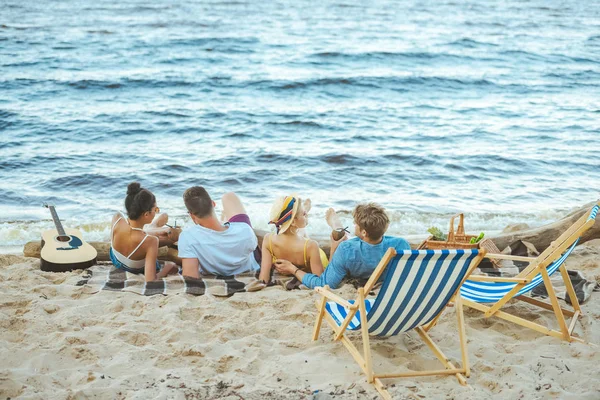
[125,182,156,220]
[183,186,213,218]
[352,202,389,241]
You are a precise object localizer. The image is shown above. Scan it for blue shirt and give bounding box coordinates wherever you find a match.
[302,236,411,289]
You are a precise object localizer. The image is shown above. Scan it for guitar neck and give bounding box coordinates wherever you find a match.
[48,206,67,236]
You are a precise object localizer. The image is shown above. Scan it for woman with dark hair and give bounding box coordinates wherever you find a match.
[109,182,178,281]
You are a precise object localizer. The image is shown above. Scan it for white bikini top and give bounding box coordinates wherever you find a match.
[111,214,149,269]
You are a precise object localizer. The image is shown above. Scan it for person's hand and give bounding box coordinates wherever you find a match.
[330,232,349,244]
[157,261,178,279]
[273,259,297,275]
[167,228,181,243]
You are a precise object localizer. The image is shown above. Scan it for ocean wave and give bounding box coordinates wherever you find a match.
[41,174,123,190]
[163,164,193,172]
[4,75,511,93]
[142,110,192,118]
[383,154,436,166]
[167,36,259,49]
[2,61,42,68]
[320,154,363,165]
[309,50,495,64]
[247,76,498,92]
[446,38,500,48]
[266,120,323,128]
[87,30,114,35]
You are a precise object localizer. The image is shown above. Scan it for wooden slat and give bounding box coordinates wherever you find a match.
[315,286,356,309]
[375,369,465,379]
[321,311,368,375]
[560,264,582,312]
[468,275,529,283]
[373,378,392,400]
[363,247,397,294]
[455,296,470,377]
[540,268,571,341]
[313,296,327,341]
[416,327,467,386]
[568,311,580,335]
[484,253,536,262]
[423,310,443,332]
[483,281,526,318]
[516,295,574,317]
[462,299,566,340]
[359,288,374,383]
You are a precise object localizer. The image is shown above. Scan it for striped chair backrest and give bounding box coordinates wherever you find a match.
[366,249,480,337]
[460,238,579,303]
[461,204,598,303]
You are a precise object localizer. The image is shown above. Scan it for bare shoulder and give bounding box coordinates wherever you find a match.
[112,212,124,224]
[307,239,320,252]
[264,232,276,243]
[144,235,159,248]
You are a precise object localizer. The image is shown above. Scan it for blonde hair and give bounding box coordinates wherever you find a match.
[352,203,389,240]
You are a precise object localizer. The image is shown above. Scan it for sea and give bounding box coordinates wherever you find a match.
[1,0,599,254]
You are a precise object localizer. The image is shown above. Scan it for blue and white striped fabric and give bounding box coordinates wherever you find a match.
[590,205,599,221]
[460,204,599,304]
[460,239,578,303]
[325,249,480,337]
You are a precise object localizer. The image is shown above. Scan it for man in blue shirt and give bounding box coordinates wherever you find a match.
[274,203,410,289]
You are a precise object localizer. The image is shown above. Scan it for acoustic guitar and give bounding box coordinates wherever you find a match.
[40,203,97,272]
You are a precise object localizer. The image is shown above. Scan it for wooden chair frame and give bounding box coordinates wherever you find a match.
[463,203,599,344]
[313,248,486,399]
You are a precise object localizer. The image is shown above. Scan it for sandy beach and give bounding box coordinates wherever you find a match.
[1,239,599,399]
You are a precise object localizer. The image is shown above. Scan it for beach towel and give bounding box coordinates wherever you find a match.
[76,263,298,297]
[476,240,596,304]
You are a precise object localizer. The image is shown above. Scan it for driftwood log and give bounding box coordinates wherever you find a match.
[489,200,600,251]
[22,201,599,261]
[22,241,182,263]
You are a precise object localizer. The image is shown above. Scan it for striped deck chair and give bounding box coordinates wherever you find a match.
[312,248,486,400]
[460,202,599,343]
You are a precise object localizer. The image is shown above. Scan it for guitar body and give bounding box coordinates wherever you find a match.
[40,228,98,272]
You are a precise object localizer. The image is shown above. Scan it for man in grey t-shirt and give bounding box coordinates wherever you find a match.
[179,187,260,277]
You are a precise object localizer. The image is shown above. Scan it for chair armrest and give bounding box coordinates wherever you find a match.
[468,275,530,284]
[484,253,537,263]
[315,287,357,309]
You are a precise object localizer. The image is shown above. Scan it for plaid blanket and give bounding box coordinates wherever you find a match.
[76,263,299,297]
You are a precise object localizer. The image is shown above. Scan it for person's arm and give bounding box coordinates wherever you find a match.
[307,240,324,276]
[398,238,411,250]
[181,258,200,278]
[329,233,348,259]
[258,234,274,282]
[144,226,181,247]
[144,236,159,281]
[178,231,199,278]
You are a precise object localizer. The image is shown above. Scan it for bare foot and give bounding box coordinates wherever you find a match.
[149,213,168,228]
[157,261,178,279]
[325,208,343,230]
[246,279,267,292]
[303,198,312,214]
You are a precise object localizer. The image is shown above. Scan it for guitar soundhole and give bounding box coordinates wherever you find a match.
[57,236,71,242]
